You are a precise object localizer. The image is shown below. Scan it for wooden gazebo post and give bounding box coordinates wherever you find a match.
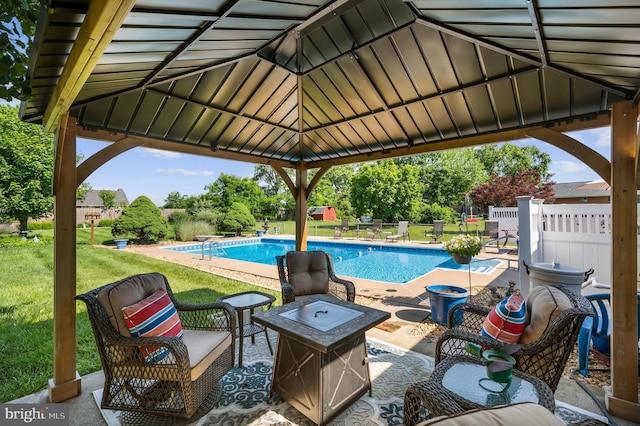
[607,100,640,422]
[49,116,81,402]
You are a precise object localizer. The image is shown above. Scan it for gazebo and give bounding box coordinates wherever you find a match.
[20,0,640,421]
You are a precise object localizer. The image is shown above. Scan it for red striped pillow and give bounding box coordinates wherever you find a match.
[481,291,526,344]
[122,288,183,363]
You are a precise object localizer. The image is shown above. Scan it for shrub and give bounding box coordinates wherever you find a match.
[98,219,114,227]
[218,203,256,235]
[167,211,190,225]
[175,220,215,241]
[193,210,218,226]
[27,221,54,230]
[418,203,458,224]
[112,196,168,242]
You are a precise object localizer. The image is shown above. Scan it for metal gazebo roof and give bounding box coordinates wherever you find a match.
[21,0,639,168]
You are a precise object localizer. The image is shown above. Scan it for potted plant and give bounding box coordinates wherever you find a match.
[443,234,483,264]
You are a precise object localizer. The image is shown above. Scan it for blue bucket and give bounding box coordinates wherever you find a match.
[426,285,469,325]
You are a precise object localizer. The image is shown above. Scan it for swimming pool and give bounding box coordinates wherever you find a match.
[165,238,500,284]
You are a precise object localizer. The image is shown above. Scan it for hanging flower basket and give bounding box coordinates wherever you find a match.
[443,234,482,260]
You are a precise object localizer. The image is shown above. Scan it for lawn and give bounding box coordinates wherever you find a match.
[0,220,492,402]
[0,232,281,403]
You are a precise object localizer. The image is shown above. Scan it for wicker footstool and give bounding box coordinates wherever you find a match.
[404,355,555,425]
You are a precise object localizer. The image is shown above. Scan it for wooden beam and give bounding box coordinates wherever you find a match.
[525,127,611,184]
[75,126,293,169]
[49,117,81,402]
[43,0,136,132]
[295,163,308,251]
[607,100,640,423]
[309,112,612,169]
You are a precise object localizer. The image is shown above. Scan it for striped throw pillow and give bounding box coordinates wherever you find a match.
[122,288,183,363]
[481,291,526,344]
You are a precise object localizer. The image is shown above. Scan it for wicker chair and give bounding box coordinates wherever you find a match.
[276,250,356,304]
[435,285,593,392]
[76,272,236,423]
[403,285,593,425]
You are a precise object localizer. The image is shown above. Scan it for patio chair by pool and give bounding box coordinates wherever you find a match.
[578,293,640,376]
[276,250,356,304]
[426,220,444,243]
[434,285,592,393]
[386,220,409,242]
[481,220,500,248]
[333,219,349,238]
[75,272,235,421]
[365,219,382,240]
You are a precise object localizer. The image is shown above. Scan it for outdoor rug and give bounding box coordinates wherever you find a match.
[95,330,608,425]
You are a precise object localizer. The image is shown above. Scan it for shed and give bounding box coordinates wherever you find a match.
[307,206,337,221]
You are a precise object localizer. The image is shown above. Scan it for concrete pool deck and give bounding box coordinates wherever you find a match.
[124,234,521,355]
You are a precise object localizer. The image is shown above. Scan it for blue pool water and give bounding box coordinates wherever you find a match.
[165,239,500,284]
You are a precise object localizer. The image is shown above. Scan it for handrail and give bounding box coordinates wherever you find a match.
[201,240,228,260]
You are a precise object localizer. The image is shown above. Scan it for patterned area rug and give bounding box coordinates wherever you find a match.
[95,330,608,425]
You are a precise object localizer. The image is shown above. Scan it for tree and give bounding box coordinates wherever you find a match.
[1,0,40,101]
[253,165,287,196]
[475,144,552,181]
[415,150,487,207]
[98,189,117,210]
[470,169,555,211]
[111,196,168,242]
[204,173,265,214]
[217,202,256,235]
[0,105,53,230]
[350,161,422,222]
[163,191,198,209]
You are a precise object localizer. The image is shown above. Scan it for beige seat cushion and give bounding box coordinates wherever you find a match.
[418,402,562,425]
[286,251,329,296]
[97,272,168,337]
[519,285,573,344]
[182,329,232,380]
[112,330,232,381]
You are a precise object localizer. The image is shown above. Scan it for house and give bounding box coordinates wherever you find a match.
[552,181,613,204]
[307,206,337,221]
[77,189,129,208]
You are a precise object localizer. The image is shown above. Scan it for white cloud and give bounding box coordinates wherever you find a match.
[553,160,587,173]
[142,148,181,159]
[156,168,216,176]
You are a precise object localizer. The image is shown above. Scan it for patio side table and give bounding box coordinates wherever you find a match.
[219,291,275,367]
[404,355,555,425]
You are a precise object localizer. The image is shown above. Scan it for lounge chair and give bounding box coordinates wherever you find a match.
[333,219,349,238]
[365,219,382,240]
[481,220,500,248]
[386,220,409,242]
[426,220,444,243]
[276,250,356,304]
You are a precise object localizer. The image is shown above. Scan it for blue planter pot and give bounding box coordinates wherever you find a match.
[426,285,469,325]
[114,239,128,250]
[256,230,264,237]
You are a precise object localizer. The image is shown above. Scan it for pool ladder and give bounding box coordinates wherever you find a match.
[201,240,228,260]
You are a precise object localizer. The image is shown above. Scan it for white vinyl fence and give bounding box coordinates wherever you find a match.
[492,200,640,294]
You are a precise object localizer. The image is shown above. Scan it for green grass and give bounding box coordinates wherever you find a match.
[0,219,497,402]
[0,241,280,403]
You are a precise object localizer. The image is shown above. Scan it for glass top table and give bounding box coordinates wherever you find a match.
[426,355,555,412]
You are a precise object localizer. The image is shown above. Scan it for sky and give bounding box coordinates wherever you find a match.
[76,127,612,206]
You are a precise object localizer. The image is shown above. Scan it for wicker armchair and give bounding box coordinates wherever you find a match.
[435,285,593,393]
[76,272,236,422]
[276,250,356,304]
